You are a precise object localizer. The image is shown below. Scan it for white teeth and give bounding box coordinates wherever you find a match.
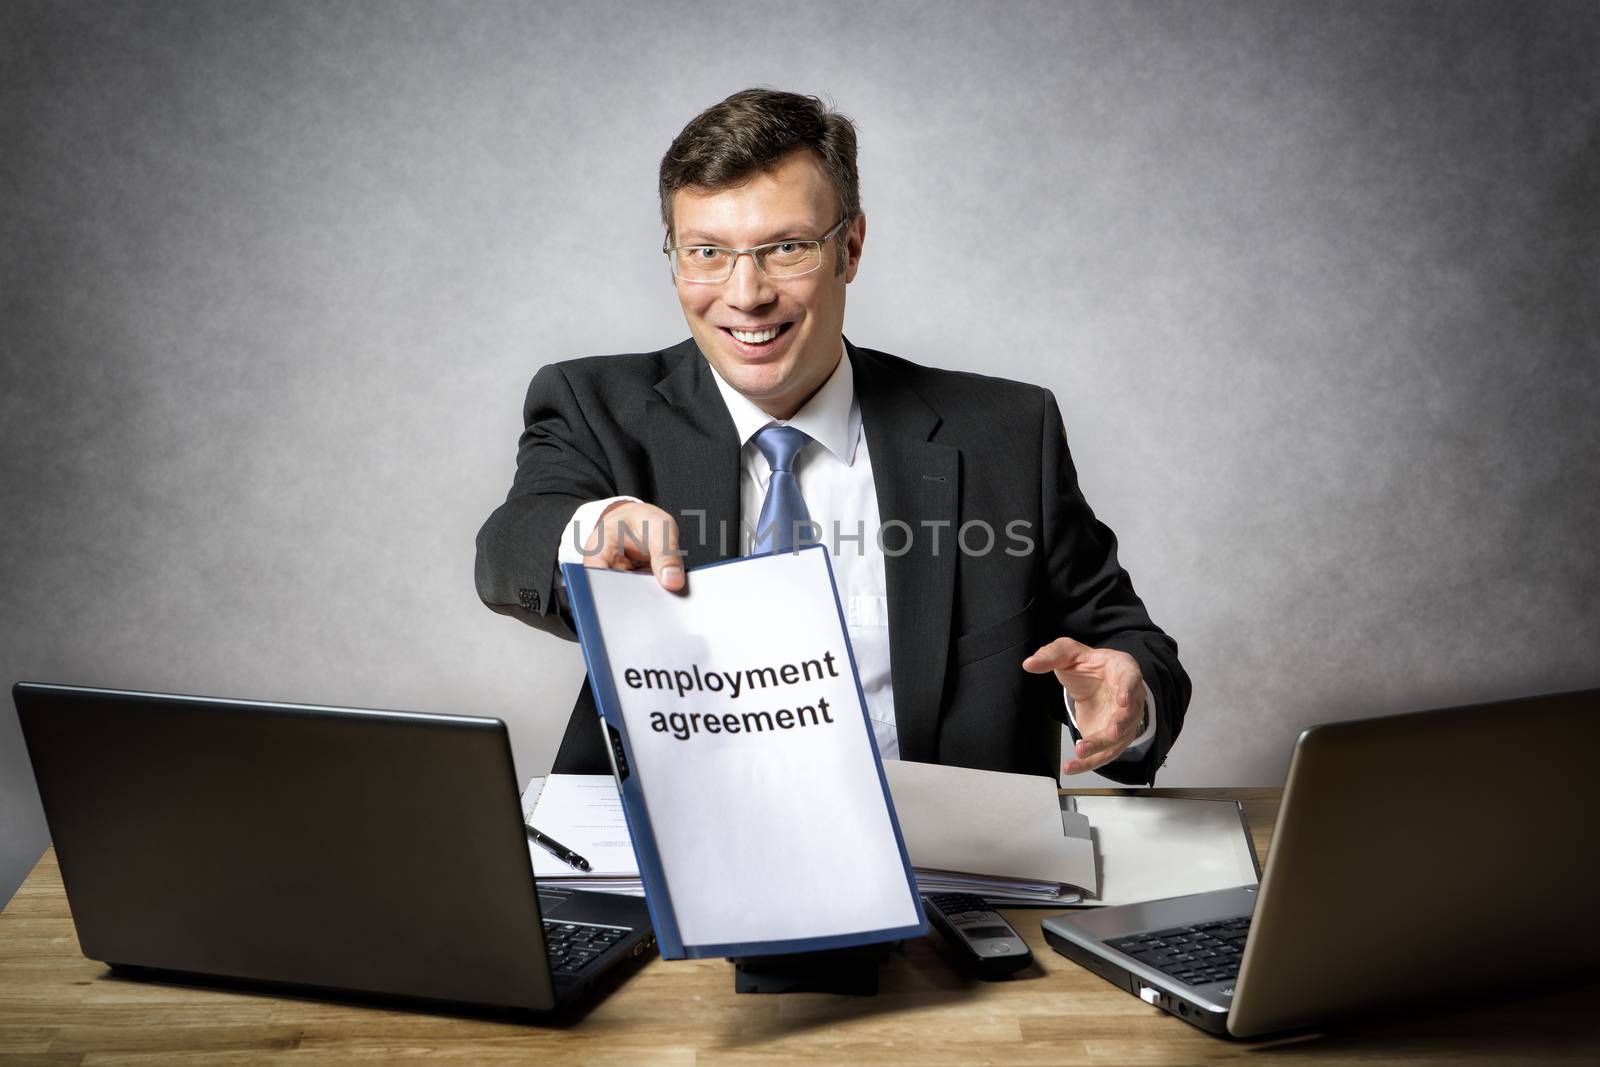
[730,326,780,344]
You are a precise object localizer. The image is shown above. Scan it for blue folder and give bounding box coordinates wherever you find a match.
[560,544,927,959]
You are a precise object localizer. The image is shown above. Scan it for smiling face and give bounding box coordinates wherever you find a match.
[670,149,866,420]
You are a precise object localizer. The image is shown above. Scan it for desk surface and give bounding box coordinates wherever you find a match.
[2,787,1594,1065]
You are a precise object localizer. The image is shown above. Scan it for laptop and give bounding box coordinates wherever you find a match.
[1042,689,1599,1038]
[13,681,655,1015]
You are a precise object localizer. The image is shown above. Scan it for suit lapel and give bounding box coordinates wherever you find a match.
[645,341,742,567]
[851,342,960,764]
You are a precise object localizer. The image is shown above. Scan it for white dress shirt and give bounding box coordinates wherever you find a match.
[558,349,1156,767]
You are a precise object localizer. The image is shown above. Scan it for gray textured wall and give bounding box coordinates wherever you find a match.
[4,0,1597,906]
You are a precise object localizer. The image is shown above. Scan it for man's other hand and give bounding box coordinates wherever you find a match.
[583,501,685,592]
[1023,638,1145,775]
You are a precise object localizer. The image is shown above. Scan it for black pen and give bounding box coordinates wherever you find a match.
[526,824,592,872]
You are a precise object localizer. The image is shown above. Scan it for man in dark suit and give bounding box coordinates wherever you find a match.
[476,89,1189,786]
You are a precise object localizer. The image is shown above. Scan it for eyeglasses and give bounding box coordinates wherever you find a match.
[663,217,850,284]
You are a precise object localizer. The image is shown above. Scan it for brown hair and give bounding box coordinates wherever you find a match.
[659,88,860,247]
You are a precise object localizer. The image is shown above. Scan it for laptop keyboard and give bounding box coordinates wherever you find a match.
[543,920,628,979]
[1107,916,1251,987]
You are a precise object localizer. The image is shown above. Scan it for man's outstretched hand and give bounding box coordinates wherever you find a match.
[582,500,685,592]
[1023,637,1146,775]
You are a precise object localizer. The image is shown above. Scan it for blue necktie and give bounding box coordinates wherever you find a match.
[752,425,813,554]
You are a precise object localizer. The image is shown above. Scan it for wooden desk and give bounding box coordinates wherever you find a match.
[2,788,1594,1064]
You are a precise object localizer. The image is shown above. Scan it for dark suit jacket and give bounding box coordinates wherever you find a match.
[475,339,1190,785]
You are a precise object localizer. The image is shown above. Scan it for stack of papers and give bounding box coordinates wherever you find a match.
[882,761,1095,905]
[520,775,643,896]
[520,770,1263,912]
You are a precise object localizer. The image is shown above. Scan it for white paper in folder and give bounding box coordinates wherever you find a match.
[883,760,1096,902]
[563,547,925,956]
[1068,795,1261,907]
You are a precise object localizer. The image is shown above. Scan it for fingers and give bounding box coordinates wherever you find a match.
[1021,636,1091,674]
[583,502,685,593]
[1061,730,1130,775]
[582,500,633,566]
[1062,740,1126,776]
[1060,696,1143,776]
[648,512,685,592]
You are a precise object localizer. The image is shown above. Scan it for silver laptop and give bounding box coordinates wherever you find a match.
[1042,689,1599,1037]
[14,682,655,1015]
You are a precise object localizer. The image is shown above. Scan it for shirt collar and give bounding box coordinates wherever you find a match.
[706,343,861,465]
